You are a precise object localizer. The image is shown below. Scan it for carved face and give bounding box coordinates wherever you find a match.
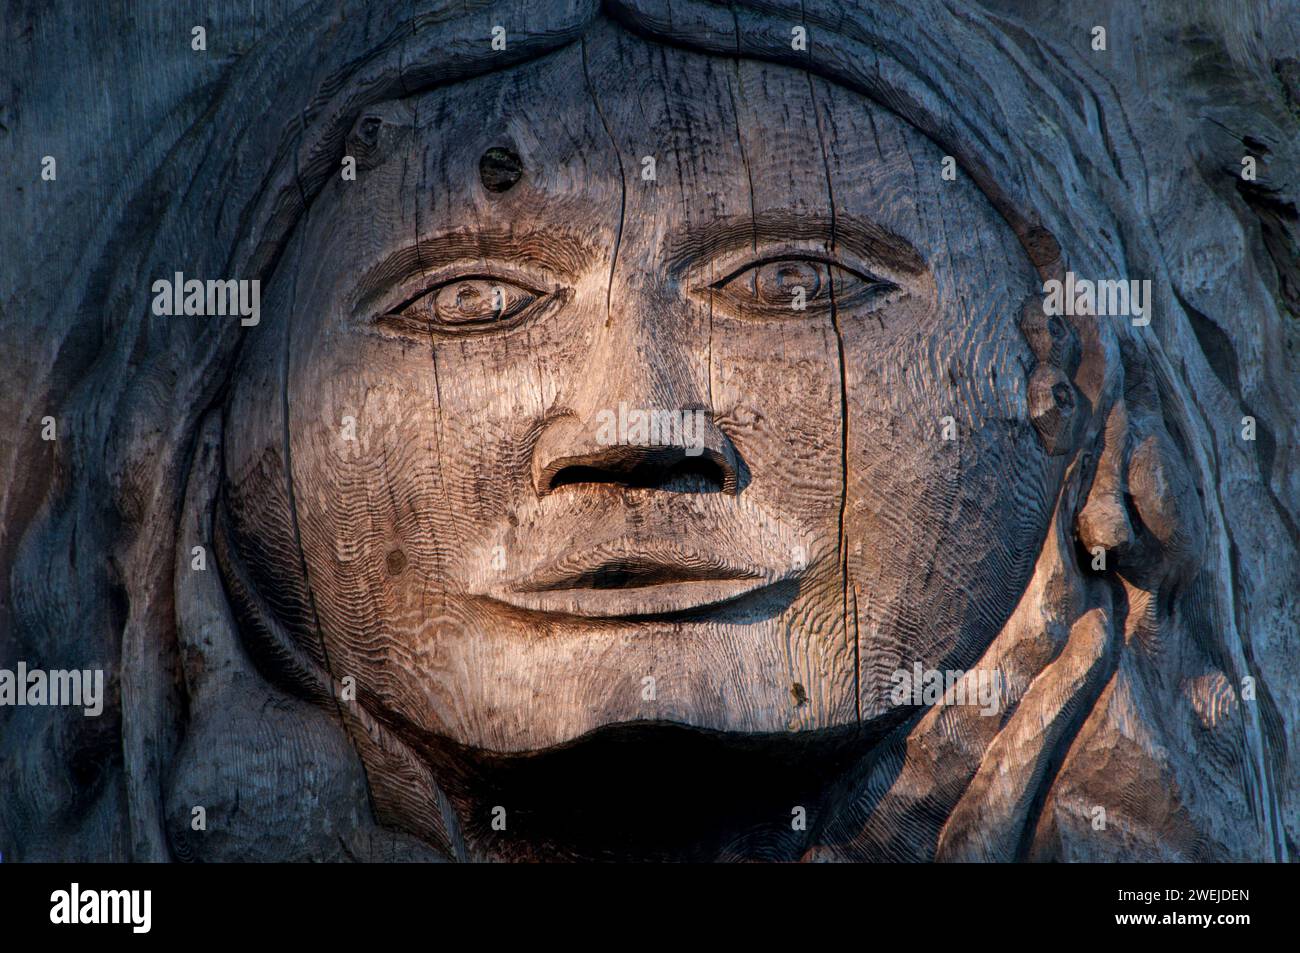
[223,25,1054,754]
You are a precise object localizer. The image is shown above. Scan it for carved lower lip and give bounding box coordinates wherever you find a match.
[487,576,778,618]
[486,539,791,618]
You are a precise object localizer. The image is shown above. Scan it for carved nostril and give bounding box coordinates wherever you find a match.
[531,411,745,496]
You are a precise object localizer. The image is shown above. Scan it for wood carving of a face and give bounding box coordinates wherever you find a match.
[222,24,1054,759]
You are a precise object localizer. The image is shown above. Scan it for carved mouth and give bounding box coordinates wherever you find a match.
[490,539,791,618]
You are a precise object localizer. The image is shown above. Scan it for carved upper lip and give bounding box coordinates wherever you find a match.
[487,537,793,618]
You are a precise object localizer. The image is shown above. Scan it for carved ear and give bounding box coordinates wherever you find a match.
[173,412,459,862]
[1020,297,1083,456]
[1075,360,1206,594]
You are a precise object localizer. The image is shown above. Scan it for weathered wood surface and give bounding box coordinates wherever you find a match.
[1,0,1296,861]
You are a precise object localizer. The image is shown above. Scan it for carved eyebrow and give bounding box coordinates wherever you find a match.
[356,229,598,300]
[664,210,927,279]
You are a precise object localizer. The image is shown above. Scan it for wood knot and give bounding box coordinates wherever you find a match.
[479,147,523,193]
[385,549,407,576]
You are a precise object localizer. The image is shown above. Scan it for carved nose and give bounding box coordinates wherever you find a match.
[533,413,742,496]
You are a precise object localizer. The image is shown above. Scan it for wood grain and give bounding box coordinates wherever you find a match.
[1,0,1295,861]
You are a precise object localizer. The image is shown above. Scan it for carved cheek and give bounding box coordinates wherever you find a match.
[827,228,1053,715]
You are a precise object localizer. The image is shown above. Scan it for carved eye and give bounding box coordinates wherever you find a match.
[383,277,541,334]
[710,257,894,318]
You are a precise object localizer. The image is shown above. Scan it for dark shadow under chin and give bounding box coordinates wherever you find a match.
[417,711,916,861]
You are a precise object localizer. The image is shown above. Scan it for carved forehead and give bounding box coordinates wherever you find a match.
[328,23,1031,281]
